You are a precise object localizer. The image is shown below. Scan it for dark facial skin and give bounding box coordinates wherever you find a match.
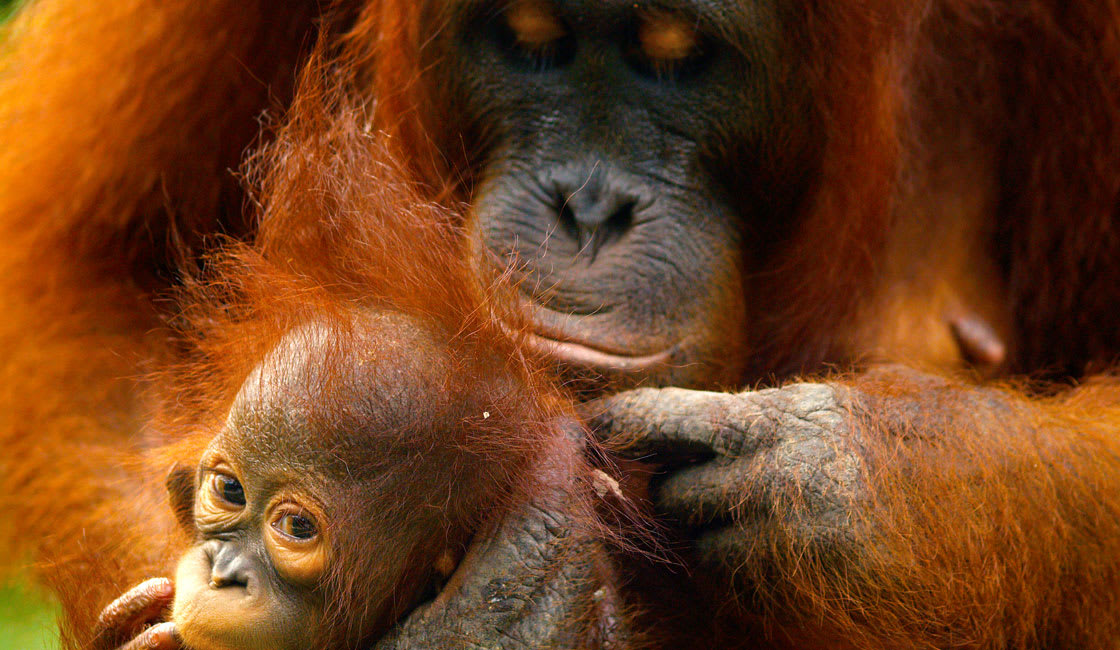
[165,324,392,650]
[440,0,819,389]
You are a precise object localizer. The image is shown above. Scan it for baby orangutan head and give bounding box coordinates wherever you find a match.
[167,311,555,649]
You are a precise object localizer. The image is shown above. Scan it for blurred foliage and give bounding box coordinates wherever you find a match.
[0,0,20,23]
[0,579,59,650]
[0,0,59,645]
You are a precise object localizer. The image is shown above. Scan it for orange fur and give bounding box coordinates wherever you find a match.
[703,369,1120,649]
[0,0,319,577]
[42,74,625,648]
[0,1,1118,649]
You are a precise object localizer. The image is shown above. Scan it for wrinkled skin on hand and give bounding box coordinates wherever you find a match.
[96,380,872,649]
[372,422,628,650]
[374,490,623,650]
[91,578,180,650]
[585,381,871,579]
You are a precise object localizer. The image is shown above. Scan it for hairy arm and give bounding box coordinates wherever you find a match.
[0,0,318,254]
[588,366,1120,649]
[0,0,319,630]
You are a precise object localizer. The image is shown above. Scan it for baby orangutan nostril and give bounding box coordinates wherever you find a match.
[207,542,252,590]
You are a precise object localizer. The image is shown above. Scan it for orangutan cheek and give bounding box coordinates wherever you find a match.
[171,546,316,650]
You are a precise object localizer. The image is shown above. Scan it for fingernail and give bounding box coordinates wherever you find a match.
[146,622,178,648]
[143,578,174,598]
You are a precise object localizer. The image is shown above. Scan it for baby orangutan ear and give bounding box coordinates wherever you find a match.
[165,463,196,534]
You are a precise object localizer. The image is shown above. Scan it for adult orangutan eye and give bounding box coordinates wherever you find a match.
[496,0,575,71]
[211,473,246,507]
[627,11,709,81]
[273,512,318,541]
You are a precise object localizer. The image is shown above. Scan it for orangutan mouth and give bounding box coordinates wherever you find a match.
[523,331,675,374]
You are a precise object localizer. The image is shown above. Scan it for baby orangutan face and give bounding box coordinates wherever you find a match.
[165,314,538,650]
[170,440,329,650]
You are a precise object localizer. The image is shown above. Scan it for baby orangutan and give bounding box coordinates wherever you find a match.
[174,313,526,648]
[95,310,607,650]
[64,82,630,650]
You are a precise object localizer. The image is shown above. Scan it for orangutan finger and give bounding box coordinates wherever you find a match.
[583,387,771,460]
[94,578,174,645]
[115,622,180,650]
[649,456,755,526]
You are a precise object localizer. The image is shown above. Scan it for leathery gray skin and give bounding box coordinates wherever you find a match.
[374,426,628,650]
[97,384,873,649]
[377,383,869,647]
[585,383,867,573]
[373,488,623,649]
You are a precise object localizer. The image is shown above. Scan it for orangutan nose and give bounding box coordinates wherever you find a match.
[207,540,252,589]
[551,166,641,259]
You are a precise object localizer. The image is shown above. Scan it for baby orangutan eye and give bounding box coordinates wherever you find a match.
[263,502,327,584]
[273,511,318,541]
[211,473,246,507]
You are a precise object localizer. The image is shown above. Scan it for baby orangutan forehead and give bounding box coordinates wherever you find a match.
[222,312,506,476]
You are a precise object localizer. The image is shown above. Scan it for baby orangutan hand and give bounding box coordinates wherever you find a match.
[92,578,181,650]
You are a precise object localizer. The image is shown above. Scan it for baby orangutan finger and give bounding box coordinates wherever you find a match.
[115,622,180,650]
[93,578,174,647]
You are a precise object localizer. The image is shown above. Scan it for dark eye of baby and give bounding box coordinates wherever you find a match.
[215,474,246,507]
[275,513,317,540]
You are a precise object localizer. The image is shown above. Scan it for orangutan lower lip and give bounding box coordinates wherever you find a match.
[524,332,674,373]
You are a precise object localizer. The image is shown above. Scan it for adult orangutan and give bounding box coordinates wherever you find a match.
[2,0,1120,648]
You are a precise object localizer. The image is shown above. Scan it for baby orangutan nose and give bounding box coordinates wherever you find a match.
[206,540,252,590]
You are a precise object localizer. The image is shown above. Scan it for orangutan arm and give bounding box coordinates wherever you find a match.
[373,491,623,650]
[0,0,319,615]
[0,0,319,262]
[587,366,1120,649]
[372,431,627,650]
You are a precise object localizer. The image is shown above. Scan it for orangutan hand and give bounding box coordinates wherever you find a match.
[586,383,867,573]
[372,437,625,650]
[91,578,181,650]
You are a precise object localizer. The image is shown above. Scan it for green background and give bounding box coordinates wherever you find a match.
[0,0,17,23]
[0,578,58,650]
[1,4,62,650]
